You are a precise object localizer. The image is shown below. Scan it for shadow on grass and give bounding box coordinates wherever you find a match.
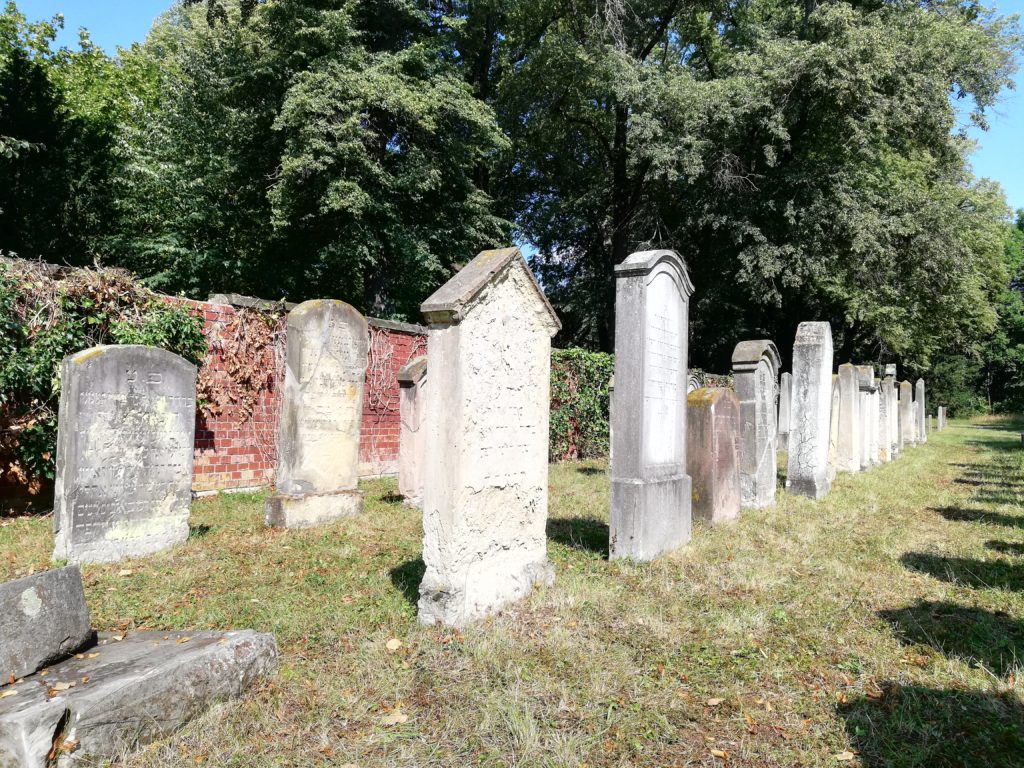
[988,541,1024,556]
[389,558,425,607]
[378,492,406,505]
[901,552,1024,592]
[929,506,1024,528]
[576,466,606,476]
[840,684,1024,767]
[188,523,212,539]
[547,516,609,558]
[954,478,1024,489]
[879,600,1024,677]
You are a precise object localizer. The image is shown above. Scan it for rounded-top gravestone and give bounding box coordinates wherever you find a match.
[52,345,196,564]
[731,340,781,508]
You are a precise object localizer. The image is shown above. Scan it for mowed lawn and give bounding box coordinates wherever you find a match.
[3,420,1024,767]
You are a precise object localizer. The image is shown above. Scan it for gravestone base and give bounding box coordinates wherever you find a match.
[787,472,831,500]
[53,523,189,565]
[264,489,363,529]
[418,558,554,628]
[610,474,692,561]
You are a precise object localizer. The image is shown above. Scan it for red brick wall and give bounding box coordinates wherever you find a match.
[185,297,427,493]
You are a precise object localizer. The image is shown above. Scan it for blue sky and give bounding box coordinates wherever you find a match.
[14,0,1024,212]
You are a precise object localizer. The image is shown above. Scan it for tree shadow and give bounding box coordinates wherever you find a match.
[929,506,1024,528]
[987,541,1024,557]
[547,516,609,558]
[840,684,1024,767]
[576,466,605,476]
[954,478,1024,489]
[389,558,425,608]
[879,600,1023,677]
[901,552,1024,592]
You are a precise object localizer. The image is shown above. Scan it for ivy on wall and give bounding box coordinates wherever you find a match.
[0,259,206,496]
[550,348,614,461]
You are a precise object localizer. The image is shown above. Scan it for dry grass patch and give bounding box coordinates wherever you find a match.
[1,419,1023,766]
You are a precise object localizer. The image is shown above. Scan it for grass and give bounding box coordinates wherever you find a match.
[2,418,1024,766]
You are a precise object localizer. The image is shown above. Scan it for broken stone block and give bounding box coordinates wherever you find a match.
[0,567,92,683]
[687,388,741,524]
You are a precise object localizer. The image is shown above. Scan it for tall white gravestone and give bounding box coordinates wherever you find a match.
[884,365,899,458]
[417,248,560,626]
[398,356,428,506]
[899,381,916,447]
[786,322,834,499]
[828,374,841,478]
[877,378,891,463]
[915,378,927,444]
[265,300,368,528]
[610,250,694,561]
[53,346,196,564]
[732,340,781,508]
[778,371,792,453]
[836,364,861,473]
[856,366,877,469]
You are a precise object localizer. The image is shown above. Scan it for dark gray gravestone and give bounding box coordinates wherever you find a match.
[53,346,196,564]
[0,566,92,682]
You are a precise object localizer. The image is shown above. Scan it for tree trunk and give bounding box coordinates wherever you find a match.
[601,102,631,353]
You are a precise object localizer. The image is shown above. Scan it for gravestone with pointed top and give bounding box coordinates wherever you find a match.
[417,248,560,626]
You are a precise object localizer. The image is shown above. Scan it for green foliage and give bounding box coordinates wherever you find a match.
[0,259,204,486]
[549,347,614,461]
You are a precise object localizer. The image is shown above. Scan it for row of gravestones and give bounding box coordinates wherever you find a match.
[4,245,950,763]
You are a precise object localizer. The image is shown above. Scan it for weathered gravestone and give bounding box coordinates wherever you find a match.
[609,250,694,561]
[417,248,560,626]
[836,364,861,473]
[52,346,196,564]
[856,366,877,470]
[687,388,741,523]
[786,322,834,499]
[778,371,792,453]
[732,340,781,508]
[398,355,428,506]
[899,381,916,447]
[265,300,368,528]
[828,374,841,479]
[916,378,927,444]
[0,566,92,682]
[0,567,277,767]
[884,366,899,458]
[877,378,892,463]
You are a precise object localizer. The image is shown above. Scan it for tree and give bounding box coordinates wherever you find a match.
[105,0,509,318]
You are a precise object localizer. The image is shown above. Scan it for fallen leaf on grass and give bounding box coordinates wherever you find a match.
[836,751,856,762]
[711,748,728,759]
[117,569,133,577]
[381,710,409,726]
[385,638,402,652]
[706,698,724,707]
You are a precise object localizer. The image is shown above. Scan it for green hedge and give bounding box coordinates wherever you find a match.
[550,347,614,461]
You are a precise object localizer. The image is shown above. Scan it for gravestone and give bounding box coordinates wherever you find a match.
[899,381,916,447]
[417,247,560,626]
[52,346,196,564]
[778,371,792,452]
[786,321,834,499]
[836,364,861,473]
[916,378,927,444]
[609,250,694,560]
[687,388,741,523]
[0,566,92,682]
[398,355,428,506]
[883,369,899,458]
[828,374,841,479]
[856,366,877,469]
[265,300,368,528]
[732,340,781,508]
[877,378,891,463]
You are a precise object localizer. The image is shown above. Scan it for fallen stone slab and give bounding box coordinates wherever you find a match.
[0,630,278,767]
[0,567,93,683]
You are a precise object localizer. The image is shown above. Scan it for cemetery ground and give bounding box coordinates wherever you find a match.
[2,421,1024,767]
